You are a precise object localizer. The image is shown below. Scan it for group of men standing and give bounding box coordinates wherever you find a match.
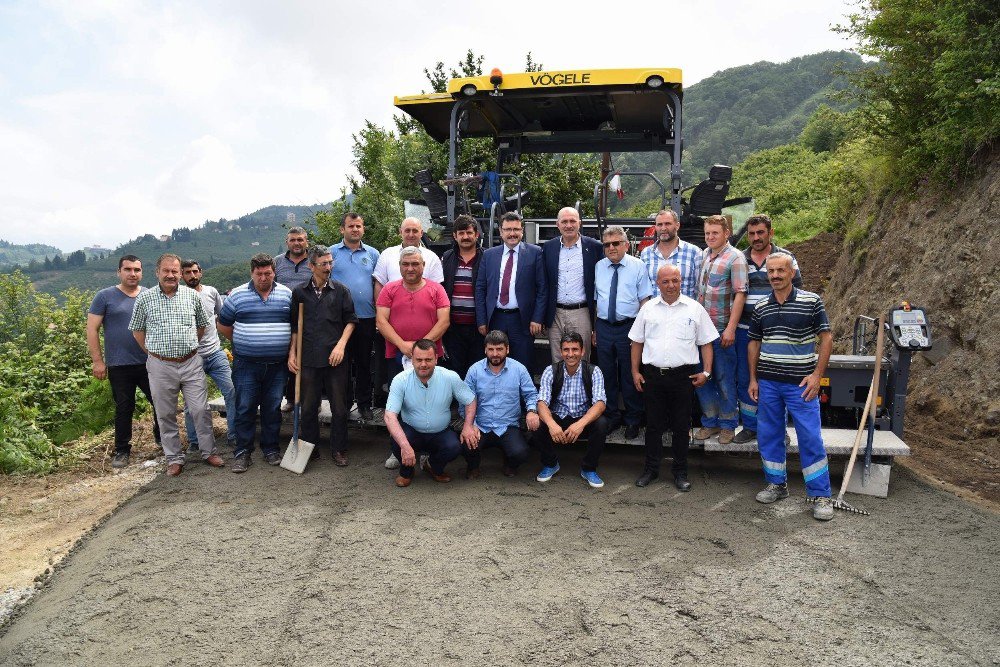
[86,206,836,520]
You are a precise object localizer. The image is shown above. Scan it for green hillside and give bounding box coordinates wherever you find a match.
[26,204,328,297]
[0,240,64,269]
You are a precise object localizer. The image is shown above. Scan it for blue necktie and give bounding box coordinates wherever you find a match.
[609,263,620,322]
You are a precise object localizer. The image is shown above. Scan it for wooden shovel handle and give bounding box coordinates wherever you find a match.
[837,315,886,500]
[294,303,304,408]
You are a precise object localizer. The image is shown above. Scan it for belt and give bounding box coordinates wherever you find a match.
[597,317,635,327]
[642,363,697,375]
[495,307,519,314]
[149,350,198,363]
[557,302,588,310]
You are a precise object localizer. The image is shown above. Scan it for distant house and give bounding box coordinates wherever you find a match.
[251,241,260,246]
[158,235,170,242]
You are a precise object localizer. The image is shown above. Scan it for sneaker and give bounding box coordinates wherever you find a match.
[536,463,560,483]
[111,452,130,469]
[812,496,835,521]
[718,429,736,445]
[733,429,757,444]
[580,470,605,489]
[384,453,400,469]
[755,482,789,504]
[694,427,721,441]
[264,451,281,466]
[231,453,252,473]
[280,399,293,413]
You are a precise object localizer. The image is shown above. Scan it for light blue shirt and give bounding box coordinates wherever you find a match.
[556,237,586,303]
[386,367,475,434]
[463,357,538,435]
[495,243,520,310]
[331,241,380,319]
[594,255,654,320]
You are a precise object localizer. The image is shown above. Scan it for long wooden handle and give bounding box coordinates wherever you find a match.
[294,303,304,407]
[837,316,886,500]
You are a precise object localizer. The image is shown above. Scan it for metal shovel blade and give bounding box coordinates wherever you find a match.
[280,404,314,474]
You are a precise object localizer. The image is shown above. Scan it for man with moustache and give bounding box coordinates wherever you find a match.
[748,253,834,521]
[639,209,702,299]
[460,330,540,479]
[542,206,603,362]
[440,214,485,379]
[288,245,358,466]
[275,226,311,412]
[217,253,294,473]
[629,265,718,490]
[87,255,160,469]
[330,212,380,422]
[734,214,803,444]
[128,253,223,477]
[180,259,236,453]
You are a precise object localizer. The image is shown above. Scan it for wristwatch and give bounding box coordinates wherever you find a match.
[702,371,711,379]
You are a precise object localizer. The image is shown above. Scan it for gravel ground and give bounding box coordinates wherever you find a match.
[1,427,998,666]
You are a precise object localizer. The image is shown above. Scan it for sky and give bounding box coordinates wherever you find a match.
[0,0,860,253]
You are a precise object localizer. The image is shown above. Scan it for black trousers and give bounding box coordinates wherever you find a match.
[534,414,608,472]
[300,364,349,453]
[444,322,484,380]
[463,427,531,470]
[641,364,697,475]
[345,317,376,412]
[108,363,160,454]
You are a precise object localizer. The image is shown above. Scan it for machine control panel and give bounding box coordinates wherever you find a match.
[889,303,932,350]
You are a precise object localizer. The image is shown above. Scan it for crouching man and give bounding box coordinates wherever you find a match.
[383,339,478,487]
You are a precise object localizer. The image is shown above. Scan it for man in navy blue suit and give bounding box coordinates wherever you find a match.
[475,212,547,374]
[543,206,604,362]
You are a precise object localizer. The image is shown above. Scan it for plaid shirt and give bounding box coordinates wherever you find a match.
[640,239,702,299]
[697,244,748,330]
[129,284,209,358]
[538,363,607,419]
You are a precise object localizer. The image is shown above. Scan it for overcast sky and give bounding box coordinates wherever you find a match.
[0,0,859,252]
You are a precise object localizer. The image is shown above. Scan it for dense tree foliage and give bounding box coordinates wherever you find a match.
[838,0,999,182]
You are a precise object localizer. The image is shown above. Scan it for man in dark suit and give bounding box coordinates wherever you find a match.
[475,212,547,374]
[543,206,604,362]
[441,214,484,379]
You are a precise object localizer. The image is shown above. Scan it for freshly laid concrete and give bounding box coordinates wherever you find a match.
[1,427,997,666]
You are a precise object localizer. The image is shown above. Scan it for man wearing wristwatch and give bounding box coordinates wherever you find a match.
[460,330,540,479]
[629,265,719,490]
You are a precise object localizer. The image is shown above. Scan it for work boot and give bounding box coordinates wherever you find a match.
[718,429,736,445]
[694,427,720,441]
[812,496,835,521]
[733,429,756,444]
[111,452,130,469]
[755,483,789,504]
[231,453,252,474]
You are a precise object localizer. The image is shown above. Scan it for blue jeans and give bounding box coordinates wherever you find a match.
[735,326,757,432]
[595,318,643,426]
[232,357,287,457]
[185,349,236,447]
[757,378,831,497]
[696,337,738,430]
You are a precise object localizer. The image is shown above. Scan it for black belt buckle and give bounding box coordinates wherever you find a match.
[557,302,587,310]
[495,307,519,314]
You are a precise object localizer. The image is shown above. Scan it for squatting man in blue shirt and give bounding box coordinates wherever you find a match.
[383,339,478,487]
[460,330,540,479]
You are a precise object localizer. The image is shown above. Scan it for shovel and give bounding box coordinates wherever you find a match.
[280,303,315,474]
[812,315,885,516]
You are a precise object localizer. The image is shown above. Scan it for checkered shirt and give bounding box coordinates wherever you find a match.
[640,239,702,299]
[128,284,209,358]
[697,244,748,330]
[538,363,607,419]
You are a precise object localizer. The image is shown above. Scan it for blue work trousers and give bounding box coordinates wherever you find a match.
[696,337,739,430]
[185,349,236,447]
[757,378,831,497]
[232,358,287,458]
[595,318,643,426]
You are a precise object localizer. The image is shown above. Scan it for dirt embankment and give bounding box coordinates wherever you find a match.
[819,152,1000,504]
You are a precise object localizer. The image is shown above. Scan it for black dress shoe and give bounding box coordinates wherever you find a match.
[360,407,375,422]
[624,424,641,440]
[635,470,658,487]
[674,475,692,492]
[606,418,622,433]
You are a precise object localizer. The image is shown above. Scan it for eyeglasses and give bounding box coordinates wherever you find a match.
[314,261,333,267]
[603,240,625,248]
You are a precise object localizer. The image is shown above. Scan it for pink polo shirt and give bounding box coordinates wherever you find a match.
[376,279,450,358]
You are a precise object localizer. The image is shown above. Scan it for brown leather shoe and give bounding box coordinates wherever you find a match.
[422,459,451,483]
[203,454,225,468]
[395,475,412,488]
[166,463,183,477]
[502,465,517,478]
[333,452,348,467]
[465,467,481,480]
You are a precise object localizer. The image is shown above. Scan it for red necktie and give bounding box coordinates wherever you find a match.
[499,248,514,306]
